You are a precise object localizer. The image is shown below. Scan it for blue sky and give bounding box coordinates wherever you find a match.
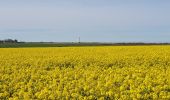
[0,0,170,42]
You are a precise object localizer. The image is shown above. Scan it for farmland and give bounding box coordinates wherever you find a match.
[0,46,170,99]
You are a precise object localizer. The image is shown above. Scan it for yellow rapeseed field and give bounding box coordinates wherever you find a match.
[0,46,170,99]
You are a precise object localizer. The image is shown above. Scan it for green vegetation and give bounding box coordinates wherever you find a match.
[0,42,170,48]
[0,43,66,48]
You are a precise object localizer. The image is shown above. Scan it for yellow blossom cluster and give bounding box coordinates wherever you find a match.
[0,46,170,99]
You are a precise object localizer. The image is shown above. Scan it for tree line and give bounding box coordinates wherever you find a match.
[0,39,18,43]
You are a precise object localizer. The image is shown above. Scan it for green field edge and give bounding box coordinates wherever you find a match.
[0,43,170,48]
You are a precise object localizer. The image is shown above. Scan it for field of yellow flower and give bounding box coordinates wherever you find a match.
[0,46,170,99]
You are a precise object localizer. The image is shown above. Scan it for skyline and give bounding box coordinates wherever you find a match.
[0,0,170,42]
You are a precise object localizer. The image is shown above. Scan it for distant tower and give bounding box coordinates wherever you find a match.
[78,36,81,43]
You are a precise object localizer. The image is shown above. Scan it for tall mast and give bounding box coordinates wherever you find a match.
[78,36,81,43]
